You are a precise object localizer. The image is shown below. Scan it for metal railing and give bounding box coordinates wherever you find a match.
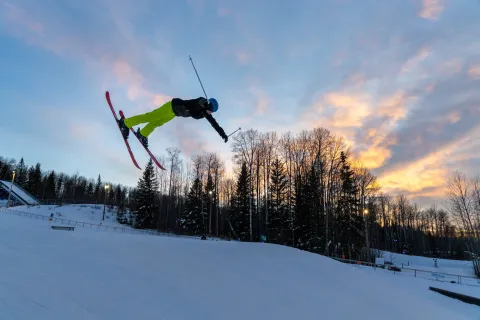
[332,256,480,287]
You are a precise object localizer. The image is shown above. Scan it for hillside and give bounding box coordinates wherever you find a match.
[0,209,477,319]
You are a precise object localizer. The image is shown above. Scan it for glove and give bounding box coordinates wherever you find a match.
[223,135,228,143]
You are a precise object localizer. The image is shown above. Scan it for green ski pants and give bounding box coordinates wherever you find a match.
[124,101,175,137]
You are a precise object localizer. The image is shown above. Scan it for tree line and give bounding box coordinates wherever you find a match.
[1,126,478,270]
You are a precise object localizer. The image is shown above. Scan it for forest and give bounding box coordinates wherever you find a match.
[1,127,479,269]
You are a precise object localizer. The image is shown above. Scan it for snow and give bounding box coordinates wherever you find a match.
[7,204,129,228]
[382,250,475,277]
[0,211,478,319]
[0,180,40,205]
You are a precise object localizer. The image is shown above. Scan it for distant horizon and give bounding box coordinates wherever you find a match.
[1,0,479,208]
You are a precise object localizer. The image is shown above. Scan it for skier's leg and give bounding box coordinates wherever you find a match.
[138,102,176,137]
[124,100,173,129]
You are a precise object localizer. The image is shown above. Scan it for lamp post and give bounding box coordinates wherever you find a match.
[208,190,213,234]
[102,184,109,221]
[6,171,16,208]
[364,208,370,261]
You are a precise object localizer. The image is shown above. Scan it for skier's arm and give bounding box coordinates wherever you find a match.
[204,112,228,142]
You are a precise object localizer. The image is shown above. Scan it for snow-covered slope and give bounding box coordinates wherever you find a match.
[0,213,477,320]
[0,180,40,205]
[8,204,129,228]
[382,250,475,277]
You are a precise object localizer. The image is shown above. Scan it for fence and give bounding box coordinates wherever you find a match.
[332,257,480,287]
[0,207,201,240]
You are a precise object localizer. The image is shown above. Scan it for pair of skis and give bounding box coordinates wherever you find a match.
[105,91,165,170]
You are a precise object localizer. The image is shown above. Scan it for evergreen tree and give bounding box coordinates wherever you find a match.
[298,165,323,251]
[94,174,102,204]
[0,157,15,181]
[134,159,159,229]
[179,177,204,234]
[26,163,42,198]
[268,158,288,243]
[15,157,28,188]
[44,171,57,201]
[232,162,251,241]
[337,152,363,258]
[85,181,94,202]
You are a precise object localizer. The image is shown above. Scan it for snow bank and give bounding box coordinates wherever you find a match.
[0,213,477,320]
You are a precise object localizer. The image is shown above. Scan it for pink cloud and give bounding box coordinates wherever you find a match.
[235,50,251,64]
[418,0,444,20]
[217,7,232,17]
[248,85,270,115]
[468,64,480,79]
[2,2,44,35]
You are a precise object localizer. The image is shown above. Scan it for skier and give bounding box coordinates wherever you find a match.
[118,96,228,147]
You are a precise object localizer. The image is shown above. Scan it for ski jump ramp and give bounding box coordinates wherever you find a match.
[0,180,41,206]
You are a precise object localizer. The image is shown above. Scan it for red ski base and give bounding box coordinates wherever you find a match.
[105,91,141,170]
[119,110,166,170]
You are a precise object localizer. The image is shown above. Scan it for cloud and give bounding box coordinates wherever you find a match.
[235,50,252,65]
[248,85,270,115]
[2,2,43,35]
[378,124,480,202]
[468,64,480,79]
[418,0,444,20]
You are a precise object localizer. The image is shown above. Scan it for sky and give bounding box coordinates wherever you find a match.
[0,0,479,208]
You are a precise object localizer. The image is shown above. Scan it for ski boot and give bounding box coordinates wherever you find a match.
[135,128,148,148]
[117,116,130,140]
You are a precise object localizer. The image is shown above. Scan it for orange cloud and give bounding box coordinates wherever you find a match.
[378,124,480,197]
[377,90,409,122]
[323,92,372,127]
[419,0,444,20]
[357,146,392,169]
[468,64,480,79]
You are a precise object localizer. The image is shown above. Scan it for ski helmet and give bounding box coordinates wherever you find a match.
[208,98,219,112]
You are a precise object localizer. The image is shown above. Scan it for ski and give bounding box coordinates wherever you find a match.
[105,91,142,170]
[119,110,166,170]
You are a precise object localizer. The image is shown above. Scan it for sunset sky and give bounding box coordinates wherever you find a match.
[1,0,479,207]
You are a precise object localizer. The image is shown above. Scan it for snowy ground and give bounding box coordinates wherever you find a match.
[382,250,476,277]
[7,204,128,228]
[0,213,478,319]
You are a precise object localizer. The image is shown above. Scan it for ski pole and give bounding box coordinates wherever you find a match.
[228,127,241,137]
[189,55,208,100]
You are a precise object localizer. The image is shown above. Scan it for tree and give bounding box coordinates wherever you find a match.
[179,176,203,234]
[26,163,42,198]
[43,171,57,202]
[94,174,102,204]
[232,162,252,241]
[268,158,288,243]
[15,157,28,188]
[337,151,363,259]
[134,159,159,229]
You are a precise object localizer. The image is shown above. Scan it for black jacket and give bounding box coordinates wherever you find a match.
[171,97,228,141]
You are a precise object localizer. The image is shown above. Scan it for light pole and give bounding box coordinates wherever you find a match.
[102,184,109,221]
[6,171,15,208]
[208,190,213,234]
[364,208,370,261]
